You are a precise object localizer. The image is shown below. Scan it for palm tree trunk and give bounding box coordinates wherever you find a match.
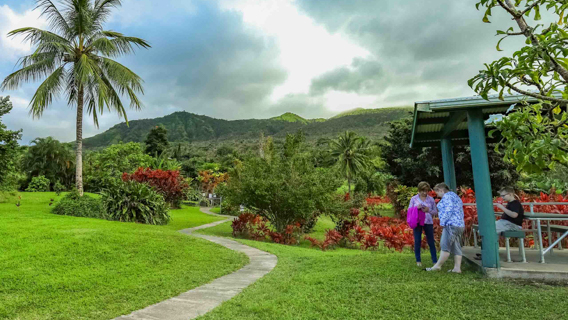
[75,86,84,196]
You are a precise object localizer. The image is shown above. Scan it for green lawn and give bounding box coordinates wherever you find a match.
[0,193,248,320]
[163,205,226,230]
[210,206,221,214]
[197,220,568,320]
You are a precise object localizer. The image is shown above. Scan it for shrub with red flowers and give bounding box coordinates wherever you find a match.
[122,168,189,208]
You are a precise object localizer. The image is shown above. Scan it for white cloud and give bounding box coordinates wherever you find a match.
[219,0,369,101]
[0,5,47,58]
[323,90,377,113]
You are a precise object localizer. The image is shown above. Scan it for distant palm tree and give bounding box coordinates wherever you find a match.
[23,136,75,187]
[1,0,150,195]
[328,131,371,194]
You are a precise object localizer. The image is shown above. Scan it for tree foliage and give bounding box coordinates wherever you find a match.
[221,132,342,233]
[81,108,413,149]
[325,131,372,194]
[382,119,519,193]
[0,96,22,191]
[83,142,153,191]
[1,0,150,195]
[23,137,75,188]
[145,125,169,156]
[470,0,568,173]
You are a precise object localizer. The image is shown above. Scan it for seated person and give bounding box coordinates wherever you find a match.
[475,187,525,260]
[494,186,525,234]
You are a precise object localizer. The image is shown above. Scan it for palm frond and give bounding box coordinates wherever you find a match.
[99,57,144,93]
[1,56,60,90]
[19,52,59,68]
[67,0,95,39]
[29,66,66,118]
[7,27,70,46]
[93,0,122,28]
[85,32,150,57]
[35,0,71,36]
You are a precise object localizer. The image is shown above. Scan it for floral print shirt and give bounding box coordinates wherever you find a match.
[436,191,465,227]
[408,194,438,225]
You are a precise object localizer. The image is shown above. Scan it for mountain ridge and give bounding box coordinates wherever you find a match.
[82,107,413,149]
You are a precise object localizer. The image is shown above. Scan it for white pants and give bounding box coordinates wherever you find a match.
[495,219,521,235]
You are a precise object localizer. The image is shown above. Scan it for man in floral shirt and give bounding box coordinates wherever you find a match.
[426,183,465,273]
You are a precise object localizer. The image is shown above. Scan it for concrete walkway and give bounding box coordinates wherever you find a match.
[114,208,277,320]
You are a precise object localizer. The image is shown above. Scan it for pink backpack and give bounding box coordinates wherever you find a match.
[407,206,425,229]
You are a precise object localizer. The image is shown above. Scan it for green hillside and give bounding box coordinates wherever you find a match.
[331,106,413,119]
[82,107,413,149]
[270,112,309,124]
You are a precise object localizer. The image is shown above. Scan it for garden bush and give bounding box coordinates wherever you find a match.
[53,181,66,196]
[25,175,50,192]
[52,191,106,219]
[122,168,188,208]
[231,212,302,245]
[222,132,342,233]
[385,181,418,218]
[83,142,154,192]
[101,179,170,225]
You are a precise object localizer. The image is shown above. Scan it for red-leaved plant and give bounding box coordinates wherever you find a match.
[122,168,189,208]
[231,213,302,244]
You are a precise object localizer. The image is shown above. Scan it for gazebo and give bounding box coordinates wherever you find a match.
[409,93,539,269]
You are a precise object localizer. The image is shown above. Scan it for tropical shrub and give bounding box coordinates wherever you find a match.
[231,212,303,245]
[22,137,75,189]
[305,215,415,252]
[53,181,66,196]
[83,143,154,192]
[222,132,342,233]
[122,168,188,208]
[386,182,418,218]
[52,192,106,219]
[101,179,170,225]
[219,201,240,216]
[25,175,50,192]
[198,169,228,194]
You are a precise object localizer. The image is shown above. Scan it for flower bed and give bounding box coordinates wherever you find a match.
[231,189,568,250]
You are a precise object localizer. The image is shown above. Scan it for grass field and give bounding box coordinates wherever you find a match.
[0,193,247,320]
[197,220,568,320]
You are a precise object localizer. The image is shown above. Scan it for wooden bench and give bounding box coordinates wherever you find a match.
[473,225,527,263]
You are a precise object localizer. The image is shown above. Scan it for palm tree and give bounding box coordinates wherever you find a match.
[1,0,150,195]
[328,131,372,194]
[23,136,75,188]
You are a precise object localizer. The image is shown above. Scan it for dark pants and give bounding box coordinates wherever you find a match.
[413,224,437,263]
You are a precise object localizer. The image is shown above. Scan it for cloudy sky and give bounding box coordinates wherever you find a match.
[0,0,520,144]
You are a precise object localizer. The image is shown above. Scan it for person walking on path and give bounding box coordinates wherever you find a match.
[426,183,465,273]
[408,182,438,267]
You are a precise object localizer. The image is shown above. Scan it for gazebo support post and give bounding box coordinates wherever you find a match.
[467,108,500,269]
[441,137,457,191]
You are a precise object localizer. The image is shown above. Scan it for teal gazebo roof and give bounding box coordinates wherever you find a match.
[409,93,540,147]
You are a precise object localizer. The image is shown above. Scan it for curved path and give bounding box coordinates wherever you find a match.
[115,208,277,320]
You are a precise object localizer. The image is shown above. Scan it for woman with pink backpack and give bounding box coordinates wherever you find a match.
[407,182,438,267]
